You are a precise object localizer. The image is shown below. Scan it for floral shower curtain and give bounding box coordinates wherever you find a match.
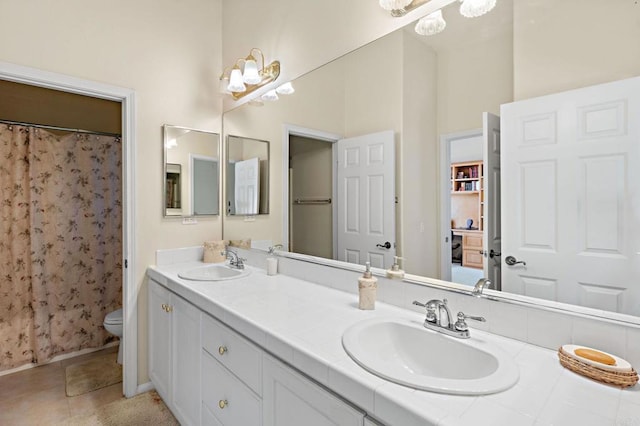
[0,124,122,371]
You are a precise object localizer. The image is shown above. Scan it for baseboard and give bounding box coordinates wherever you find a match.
[136,381,155,395]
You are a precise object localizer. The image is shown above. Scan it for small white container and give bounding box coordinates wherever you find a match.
[267,257,278,276]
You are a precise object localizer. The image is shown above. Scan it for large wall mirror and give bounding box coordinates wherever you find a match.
[222,0,640,320]
[163,125,220,217]
[225,135,269,215]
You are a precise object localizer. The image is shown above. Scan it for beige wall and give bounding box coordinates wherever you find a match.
[401,34,439,277]
[0,0,223,384]
[221,0,457,110]
[514,0,640,100]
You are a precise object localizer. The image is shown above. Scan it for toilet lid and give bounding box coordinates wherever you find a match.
[104,308,123,325]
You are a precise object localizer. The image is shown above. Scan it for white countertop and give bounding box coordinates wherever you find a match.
[147,262,640,426]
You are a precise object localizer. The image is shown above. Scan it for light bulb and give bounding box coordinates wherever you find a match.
[261,90,279,101]
[459,0,497,18]
[415,10,446,36]
[227,68,246,92]
[275,82,295,95]
[242,58,261,84]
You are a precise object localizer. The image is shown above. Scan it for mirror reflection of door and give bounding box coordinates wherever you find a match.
[191,155,218,215]
[234,157,260,215]
[166,163,182,214]
[287,130,396,268]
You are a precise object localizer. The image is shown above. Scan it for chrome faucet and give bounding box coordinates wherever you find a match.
[472,278,492,297]
[221,248,246,270]
[412,298,485,339]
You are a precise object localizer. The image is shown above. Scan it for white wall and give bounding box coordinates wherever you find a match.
[0,0,223,384]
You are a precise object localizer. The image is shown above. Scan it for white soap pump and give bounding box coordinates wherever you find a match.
[386,256,405,280]
[267,244,283,276]
[358,262,377,310]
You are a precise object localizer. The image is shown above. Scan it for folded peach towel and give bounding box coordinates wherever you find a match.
[203,240,227,263]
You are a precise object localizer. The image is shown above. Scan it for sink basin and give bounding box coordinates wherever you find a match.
[178,264,250,281]
[342,318,519,395]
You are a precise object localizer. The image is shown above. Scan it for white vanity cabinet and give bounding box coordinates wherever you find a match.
[263,355,365,426]
[148,279,201,426]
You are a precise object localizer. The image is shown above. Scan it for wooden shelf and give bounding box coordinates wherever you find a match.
[451,161,483,232]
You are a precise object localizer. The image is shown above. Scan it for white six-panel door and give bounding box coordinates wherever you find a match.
[501,77,640,316]
[336,130,395,269]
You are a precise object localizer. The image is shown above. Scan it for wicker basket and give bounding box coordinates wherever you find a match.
[558,347,638,388]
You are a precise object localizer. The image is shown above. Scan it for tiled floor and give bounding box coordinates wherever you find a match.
[0,346,123,426]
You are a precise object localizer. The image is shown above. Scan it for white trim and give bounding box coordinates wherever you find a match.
[281,124,342,253]
[0,60,138,398]
[439,129,482,282]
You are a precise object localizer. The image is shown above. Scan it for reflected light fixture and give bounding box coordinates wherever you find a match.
[415,9,446,36]
[261,89,279,101]
[379,0,412,11]
[220,48,280,100]
[459,0,496,18]
[275,82,295,95]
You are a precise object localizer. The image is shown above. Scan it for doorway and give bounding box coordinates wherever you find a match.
[440,129,485,286]
[289,135,334,258]
[0,61,136,397]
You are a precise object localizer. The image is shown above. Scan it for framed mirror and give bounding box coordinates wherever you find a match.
[225,135,270,215]
[163,125,220,217]
[222,0,640,321]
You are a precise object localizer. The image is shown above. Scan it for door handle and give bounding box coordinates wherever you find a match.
[505,255,526,266]
[376,241,392,249]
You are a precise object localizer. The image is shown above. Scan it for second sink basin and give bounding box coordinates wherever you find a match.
[178,264,250,281]
[342,318,519,395]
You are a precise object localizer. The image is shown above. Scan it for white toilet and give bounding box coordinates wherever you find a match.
[103,308,123,364]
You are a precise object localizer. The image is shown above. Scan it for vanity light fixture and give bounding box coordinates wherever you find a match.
[380,0,430,17]
[459,0,496,18]
[414,9,446,36]
[219,48,281,100]
[379,0,412,12]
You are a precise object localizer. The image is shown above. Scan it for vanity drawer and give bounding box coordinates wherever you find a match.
[202,350,262,426]
[201,313,262,394]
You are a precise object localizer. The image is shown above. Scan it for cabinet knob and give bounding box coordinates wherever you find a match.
[218,345,228,355]
[161,303,167,312]
[218,399,228,409]
[166,304,173,313]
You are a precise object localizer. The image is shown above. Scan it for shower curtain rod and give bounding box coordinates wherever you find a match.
[0,119,121,138]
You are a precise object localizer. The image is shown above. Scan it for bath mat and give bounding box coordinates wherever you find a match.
[60,391,178,426]
[65,352,122,397]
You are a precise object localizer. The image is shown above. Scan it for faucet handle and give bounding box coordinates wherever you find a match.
[413,300,439,323]
[454,311,486,332]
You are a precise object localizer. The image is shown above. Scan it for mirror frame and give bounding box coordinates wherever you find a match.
[163,124,221,218]
[225,134,271,216]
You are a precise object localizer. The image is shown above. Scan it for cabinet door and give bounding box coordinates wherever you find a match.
[171,295,202,426]
[149,280,172,403]
[263,356,364,426]
[202,350,262,426]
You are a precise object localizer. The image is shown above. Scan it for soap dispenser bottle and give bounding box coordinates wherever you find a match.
[267,244,283,276]
[386,256,405,280]
[358,262,377,310]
